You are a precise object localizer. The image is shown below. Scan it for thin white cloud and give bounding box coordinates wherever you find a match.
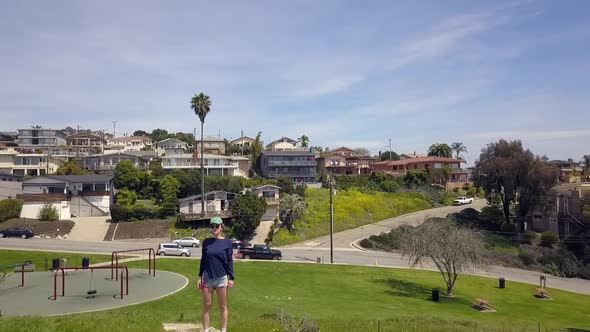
[467,129,590,141]
[293,76,363,98]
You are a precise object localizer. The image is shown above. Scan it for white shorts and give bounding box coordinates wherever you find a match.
[205,275,228,288]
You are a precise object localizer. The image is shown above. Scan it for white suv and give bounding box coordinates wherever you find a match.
[156,243,192,257]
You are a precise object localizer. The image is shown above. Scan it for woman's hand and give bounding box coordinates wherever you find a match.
[198,277,205,289]
[228,280,235,288]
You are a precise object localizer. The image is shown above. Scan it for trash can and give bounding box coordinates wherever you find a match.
[82,257,90,269]
[499,277,506,289]
[52,258,61,271]
[432,288,440,302]
[316,257,322,264]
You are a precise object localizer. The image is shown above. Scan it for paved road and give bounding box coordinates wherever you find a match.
[282,199,488,249]
[2,237,590,295]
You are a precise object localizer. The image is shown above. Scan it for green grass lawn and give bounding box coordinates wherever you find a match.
[0,249,122,273]
[1,250,589,331]
[273,188,433,245]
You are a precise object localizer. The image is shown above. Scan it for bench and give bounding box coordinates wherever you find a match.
[536,287,552,299]
[473,298,495,311]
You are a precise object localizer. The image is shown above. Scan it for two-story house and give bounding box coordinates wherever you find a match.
[18,174,113,219]
[179,191,236,221]
[66,133,106,156]
[161,153,249,177]
[17,128,66,151]
[195,136,226,155]
[110,136,152,152]
[317,147,376,176]
[155,138,188,156]
[231,136,255,149]
[249,184,280,220]
[80,151,156,172]
[373,156,469,188]
[259,150,317,183]
[266,137,301,152]
[547,159,584,183]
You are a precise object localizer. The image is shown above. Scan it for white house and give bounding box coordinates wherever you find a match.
[110,136,152,152]
[161,153,250,177]
[19,175,113,219]
[249,184,280,220]
[179,191,237,221]
[155,138,188,156]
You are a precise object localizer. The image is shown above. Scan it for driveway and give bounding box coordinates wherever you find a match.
[66,216,110,242]
[281,199,488,249]
[250,220,274,245]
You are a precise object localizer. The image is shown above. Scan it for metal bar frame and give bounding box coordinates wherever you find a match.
[110,248,156,280]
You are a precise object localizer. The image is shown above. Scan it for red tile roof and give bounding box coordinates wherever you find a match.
[374,156,464,166]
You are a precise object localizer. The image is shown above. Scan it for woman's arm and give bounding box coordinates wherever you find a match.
[226,242,235,280]
[199,239,206,278]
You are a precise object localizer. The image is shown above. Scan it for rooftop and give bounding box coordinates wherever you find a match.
[23,174,113,184]
[261,150,315,156]
[112,136,151,143]
[375,156,464,166]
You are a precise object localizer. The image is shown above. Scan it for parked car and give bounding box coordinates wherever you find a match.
[0,227,34,239]
[173,237,200,248]
[238,244,282,260]
[453,196,474,205]
[156,243,191,257]
[230,238,250,249]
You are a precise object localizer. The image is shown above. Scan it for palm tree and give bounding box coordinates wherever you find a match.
[191,92,211,214]
[298,135,310,149]
[427,143,453,158]
[279,194,307,230]
[450,142,468,159]
[583,155,590,180]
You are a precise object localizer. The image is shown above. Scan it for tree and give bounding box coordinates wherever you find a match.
[583,155,590,180]
[191,92,212,216]
[174,132,195,146]
[353,147,370,156]
[540,231,559,248]
[277,177,295,195]
[133,130,148,137]
[150,128,170,143]
[38,203,59,221]
[427,143,453,158]
[279,194,307,230]
[148,160,165,177]
[298,135,310,149]
[55,160,89,175]
[404,170,427,187]
[400,218,486,296]
[113,160,141,190]
[450,142,467,160]
[160,175,181,216]
[251,131,264,166]
[380,151,400,161]
[231,192,267,240]
[473,139,559,223]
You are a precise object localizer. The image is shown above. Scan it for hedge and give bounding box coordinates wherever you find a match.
[0,199,23,222]
[110,204,162,222]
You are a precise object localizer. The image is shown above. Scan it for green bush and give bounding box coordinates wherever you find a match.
[500,223,517,234]
[110,203,161,222]
[110,204,131,222]
[359,225,414,251]
[543,262,561,276]
[0,199,23,222]
[518,252,537,266]
[379,180,400,193]
[116,189,137,206]
[579,264,590,280]
[540,231,559,247]
[37,203,59,221]
[560,257,579,278]
[523,230,538,244]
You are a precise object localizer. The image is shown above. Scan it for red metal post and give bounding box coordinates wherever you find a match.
[115,255,119,281]
[120,270,124,299]
[61,268,65,296]
[53,271,57,300]
[21,264,24,287]
[110,252,116,280]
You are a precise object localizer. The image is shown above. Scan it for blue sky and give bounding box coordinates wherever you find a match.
[1,0,589,165]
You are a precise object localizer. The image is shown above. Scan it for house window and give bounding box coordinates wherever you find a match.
[188,202,193,213]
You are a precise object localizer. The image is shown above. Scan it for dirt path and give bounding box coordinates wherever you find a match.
[66,216,110,241]
[251,220,273,245]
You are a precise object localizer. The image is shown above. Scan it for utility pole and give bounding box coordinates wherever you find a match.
[388,138,392,159]
[241,129,244,156]
[329,175,335,264]
[76,125,80,158]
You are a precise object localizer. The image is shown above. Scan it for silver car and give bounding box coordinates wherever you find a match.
[156,243,191,257]
[173,237,200,248]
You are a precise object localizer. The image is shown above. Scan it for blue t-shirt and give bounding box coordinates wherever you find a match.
[199,238,235,280]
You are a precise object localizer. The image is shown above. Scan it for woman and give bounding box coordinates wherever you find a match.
[198,217,235,332]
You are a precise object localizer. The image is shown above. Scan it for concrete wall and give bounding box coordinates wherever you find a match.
[20,201,70,220]
[70,196,109,217]
[0,181,22,200]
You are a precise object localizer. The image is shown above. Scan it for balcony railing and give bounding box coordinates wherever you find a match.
[267,171,316,178]
[180,210,232,221]
[267,160,316,166]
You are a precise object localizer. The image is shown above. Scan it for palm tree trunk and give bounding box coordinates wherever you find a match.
[200,121,205,215]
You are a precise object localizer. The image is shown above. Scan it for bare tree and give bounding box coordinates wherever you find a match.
[400,218,486,296]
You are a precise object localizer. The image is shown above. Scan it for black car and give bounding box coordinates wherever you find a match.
[0,227,34,239]
[238,244,282,260]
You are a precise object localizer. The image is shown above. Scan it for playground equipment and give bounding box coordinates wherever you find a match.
[1,261,35,287]
[111,248,156,281]
[53,266,129,300]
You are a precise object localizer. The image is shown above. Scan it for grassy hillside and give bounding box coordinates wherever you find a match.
[2,250,589,331]
[273,188,434,245]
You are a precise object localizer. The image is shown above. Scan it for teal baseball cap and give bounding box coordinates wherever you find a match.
[210,217,223,225]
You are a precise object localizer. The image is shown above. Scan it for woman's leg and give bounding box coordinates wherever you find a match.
[201,287,214,330]
[216,286,229,331]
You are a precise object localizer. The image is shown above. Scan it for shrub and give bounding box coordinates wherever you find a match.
[110,204,131,222]
[518,252,537,266]
[276,312,319,332]
[500,223,516,235]
[579,264,590,280]
[540,231,559,247]
[38,202,59,221]
[560,257,579,278]
[359,225,414,251]
[0,199,23,222]
[543,262,561,276]
[466,187,477,198]
[116,189,137,206]
[110,203,161,222]
[379,180,400,193]
[523,230,538,245]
